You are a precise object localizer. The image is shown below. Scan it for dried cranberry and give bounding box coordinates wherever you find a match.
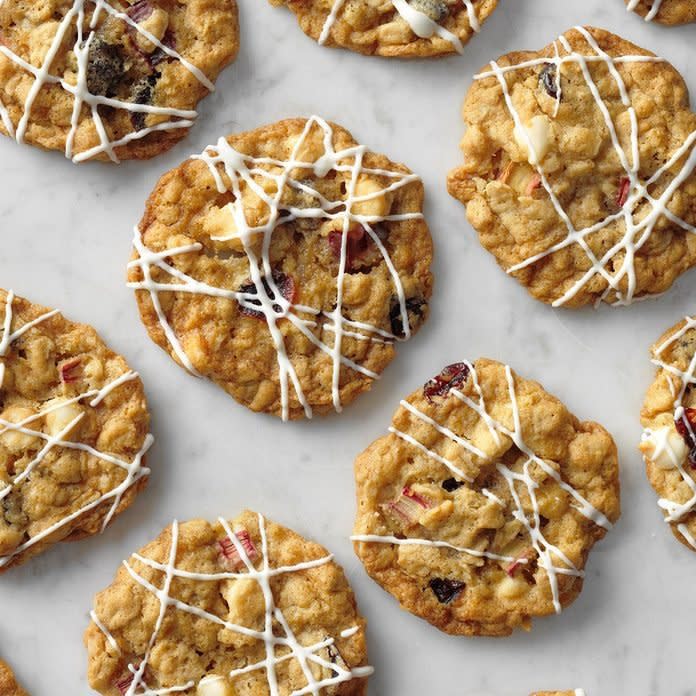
[429,578,465,604]
[539,63,560,100]
[441,478,464,492]
[238,271,295,320]
[328,224,369,271]
[675,408,696,445]
[616,177,631,208]
[389,297,426,338]
[423,363,470,402]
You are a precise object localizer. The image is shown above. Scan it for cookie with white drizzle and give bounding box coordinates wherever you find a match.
[352,359,619,636]
[0,0,239,162]
[0,659,28,696]
[640,315,696,551]
[625,0,696,24]
[128,116,433,421]
[86,510,372,696]
[0,289,152,572]
[268,0,498,58]
[447,26,696,308]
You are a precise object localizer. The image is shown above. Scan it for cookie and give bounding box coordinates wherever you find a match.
[0,289,152,572]
[352,358,620,636]
[86,510,372,696]
[0,0,239,162]
[531,692,586,696]
[640,315,696,551]
[447,26,696,308]
[128,116,433,421]
[0,660,28,696]
[626,0,696,24]
[268,0,498,58]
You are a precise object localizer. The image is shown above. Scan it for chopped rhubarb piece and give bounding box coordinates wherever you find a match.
[525,173,542,195]
[328,224,369,271]
[497,161,514,185]
[401,486,430,508]
[217,529,258,570]
[429,578,465,604]
[238,271,295,321]
[59,358,82,384]
[423,363,470,402]
[505,548,535,577]
[616,177,631,208]
[115,666,139,696]
[127,0,155,22]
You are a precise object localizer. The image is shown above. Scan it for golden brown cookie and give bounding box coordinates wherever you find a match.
[0,660,28,696]
[640,315,696,551]
[0,0,239,162]
[0,289,151,572]
[625,0,696,24]
[268,0,498,57]
[86,510,372,696]
[128,116,433,421]
[353,359,620,636]
[447,26,696,308]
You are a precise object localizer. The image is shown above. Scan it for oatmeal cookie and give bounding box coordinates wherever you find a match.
[85,510,372,696]
[128,116,433,421]
[268,0,498,58]
[447,26,696,308]
[353,359,620,636]
[0,0,239,162]
[0,660,28,696]
[0,289,151,572]
[640,315,696,551]
[626,0,696,24]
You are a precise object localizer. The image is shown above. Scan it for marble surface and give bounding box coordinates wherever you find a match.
[0,1,695,694]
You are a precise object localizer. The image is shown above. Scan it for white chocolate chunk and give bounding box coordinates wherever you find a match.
[640,426,688,470]
[197,675,235,696]
[514,115,551,166]
[497,574,528,599]
[44,399,84,438]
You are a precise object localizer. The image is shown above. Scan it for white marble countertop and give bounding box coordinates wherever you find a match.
[0,0,694,693]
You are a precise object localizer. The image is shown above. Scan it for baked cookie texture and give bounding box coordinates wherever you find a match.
[531,692,585,696]
[128,116,433,421]
[447,26,696,308]
[640,315,696,551]
[268,0,498,57]
[626,0,696,24]
[0,289,151,572]
[0,0,239,162]
[353,359,620,636]
[86,511,372,696]
[0,660,28,696]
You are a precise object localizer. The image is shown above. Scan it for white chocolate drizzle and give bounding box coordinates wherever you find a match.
[643,316,696,548]
[128,115,423,421]
[319,0,480,54]
[626,0,664,21]
[473,26,696,307]
[353,361,612,614]
[0,290,153,568]
[0,0,213,162]
[91,513,373,695]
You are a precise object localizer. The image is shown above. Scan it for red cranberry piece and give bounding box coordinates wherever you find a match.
[616,177,631,208]
[676,409,696,467]
[328,224,369,271]
[423,363,470,402]
[238,270,296,320]
[429,578,465,604]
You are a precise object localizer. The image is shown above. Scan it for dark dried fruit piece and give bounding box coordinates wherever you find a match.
[238,271,296,320]
[675,408,696,466]
[441,478,464,492]
[130,73,160,130]
[429,578,465,604]
[539,63,560,100]
[87,38,124,97]
[328,224,369,271]
[423,362,470,402]
[389,297,426,338]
